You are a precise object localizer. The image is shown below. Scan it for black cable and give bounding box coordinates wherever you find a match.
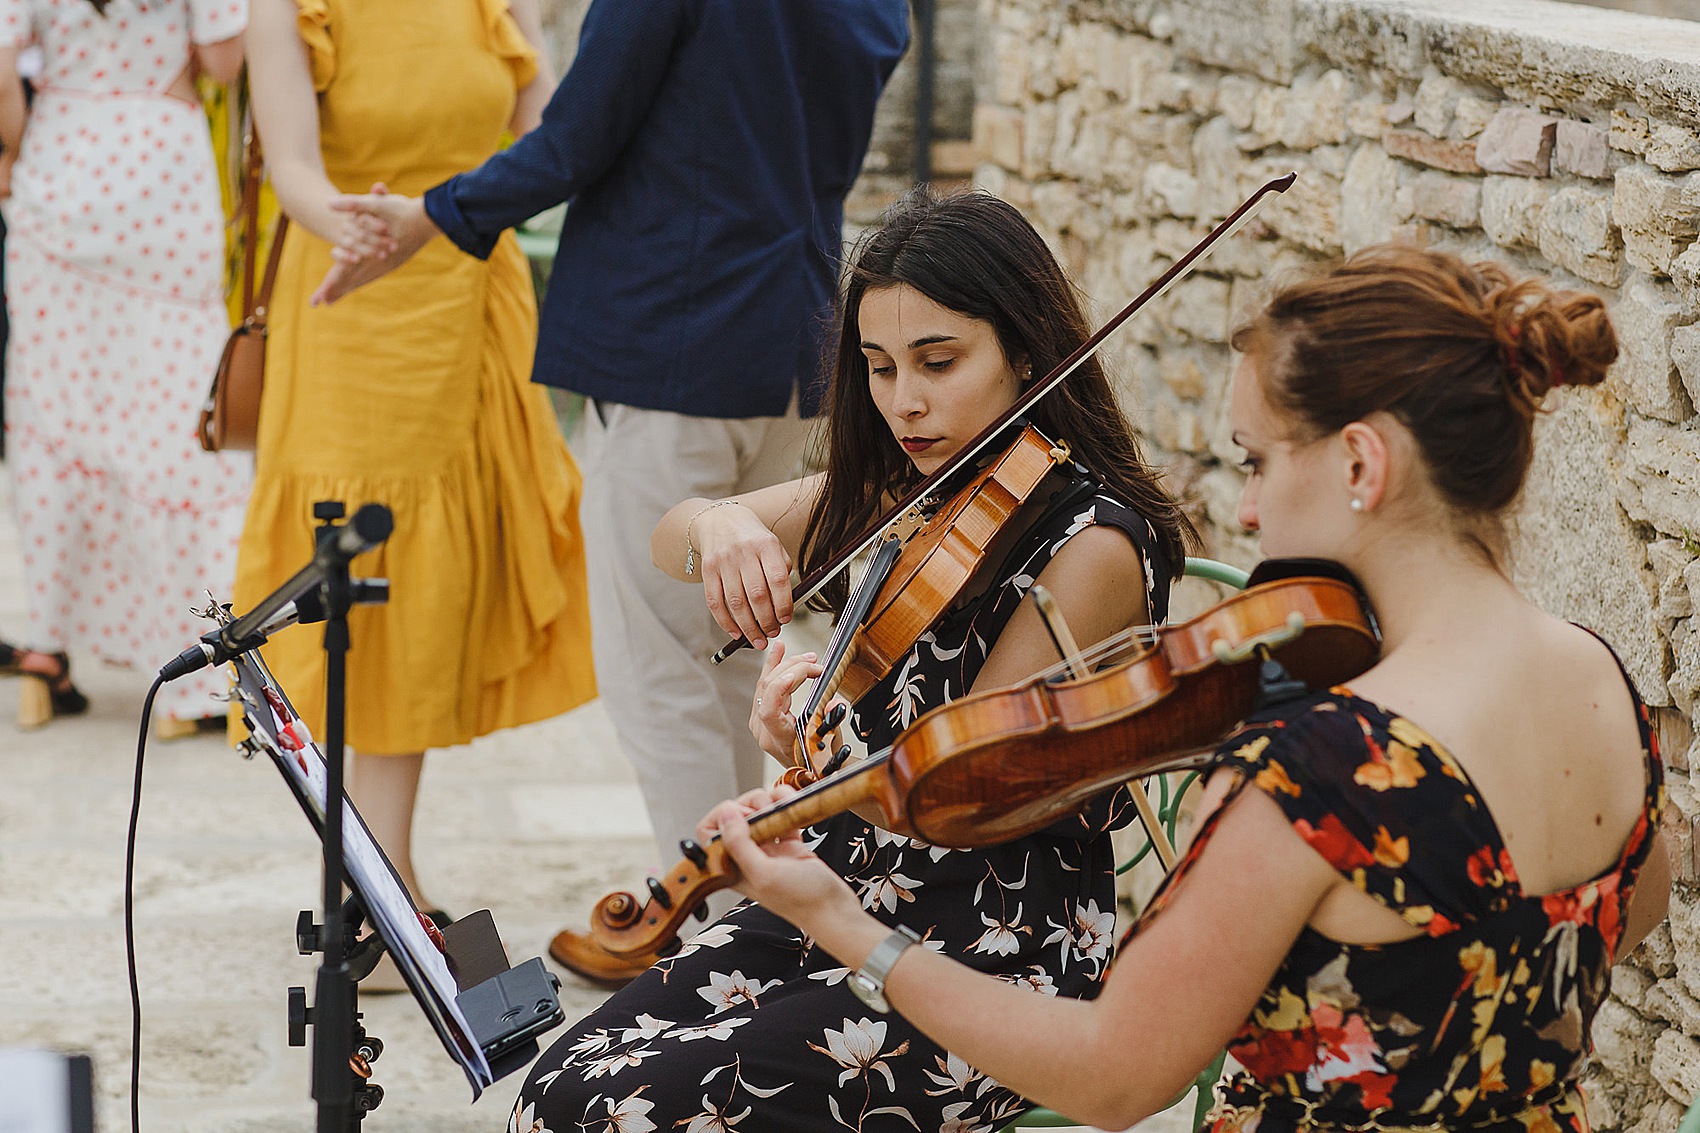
[126,674,165,1133]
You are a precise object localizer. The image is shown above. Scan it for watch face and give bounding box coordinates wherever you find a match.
[849,973,890,1014]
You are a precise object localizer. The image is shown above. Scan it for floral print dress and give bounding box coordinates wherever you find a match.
[511,478,1172,1133]
[1141,637,1663,1133]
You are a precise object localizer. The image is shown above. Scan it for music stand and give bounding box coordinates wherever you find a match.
[208,501,562,1129]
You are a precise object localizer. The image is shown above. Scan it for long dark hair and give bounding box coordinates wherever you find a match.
[801,188,1197,611]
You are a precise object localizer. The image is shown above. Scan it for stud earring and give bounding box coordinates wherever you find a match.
[1349,498,1364,512]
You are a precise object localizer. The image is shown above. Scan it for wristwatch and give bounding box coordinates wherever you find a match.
[848,925,921,1014]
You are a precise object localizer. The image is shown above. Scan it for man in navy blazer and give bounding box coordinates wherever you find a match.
[315,0,910,984]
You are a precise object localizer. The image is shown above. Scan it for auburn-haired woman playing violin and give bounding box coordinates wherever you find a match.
[705,244,1671,1133]
[510,188,1194,1132]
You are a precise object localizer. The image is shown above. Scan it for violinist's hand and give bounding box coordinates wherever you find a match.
[695,501,795,649]
[749,640,823,761]
[704,787,863,929]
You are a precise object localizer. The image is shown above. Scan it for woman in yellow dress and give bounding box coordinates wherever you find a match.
[239,0,595,914]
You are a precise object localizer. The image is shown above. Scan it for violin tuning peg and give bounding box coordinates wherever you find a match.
[823,702,848,730]
[692,905,710,922]
[821,743,853,778]
[645,877,675,910]
[679,838,708,869]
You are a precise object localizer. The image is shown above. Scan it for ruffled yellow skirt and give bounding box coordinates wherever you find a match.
[233,228,595,753]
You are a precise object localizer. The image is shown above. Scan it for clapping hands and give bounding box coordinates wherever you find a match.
[310,181,439,306]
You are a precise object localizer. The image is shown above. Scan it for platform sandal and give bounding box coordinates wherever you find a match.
[18,651,90,729]
[155,712,229,741]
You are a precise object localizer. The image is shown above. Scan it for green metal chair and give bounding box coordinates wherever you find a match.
[1679,1094,1700,1133]
[1000,557,1247,1132]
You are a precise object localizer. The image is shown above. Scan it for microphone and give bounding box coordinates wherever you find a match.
[159,504,393,683]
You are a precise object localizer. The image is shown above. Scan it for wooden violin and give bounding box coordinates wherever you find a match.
[782,423,1082,783]
[591,562,1379,959]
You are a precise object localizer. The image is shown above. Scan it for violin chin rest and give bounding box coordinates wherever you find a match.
[1246,557,1364,594]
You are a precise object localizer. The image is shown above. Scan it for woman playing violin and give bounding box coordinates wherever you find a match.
[510,188,1195,1132]
[706,245,1671,1132]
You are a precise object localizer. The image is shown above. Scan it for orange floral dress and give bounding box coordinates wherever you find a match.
[1136,645,1663,1132]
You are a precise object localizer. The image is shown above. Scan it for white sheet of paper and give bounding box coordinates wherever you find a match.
[245,663,493,1094]
[0,1048,71,1133]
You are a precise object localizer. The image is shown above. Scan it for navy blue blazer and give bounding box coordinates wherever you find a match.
[424,0,910,419]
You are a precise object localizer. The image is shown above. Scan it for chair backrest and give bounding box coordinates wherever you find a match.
[1005,559,1247,1132]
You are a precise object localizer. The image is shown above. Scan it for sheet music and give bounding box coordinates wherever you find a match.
[233,654,493,1096]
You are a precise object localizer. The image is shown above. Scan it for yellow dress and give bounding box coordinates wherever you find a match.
[234,0,595,753]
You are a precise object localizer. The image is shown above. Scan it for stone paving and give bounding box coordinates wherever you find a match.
[0,466,1192,1133]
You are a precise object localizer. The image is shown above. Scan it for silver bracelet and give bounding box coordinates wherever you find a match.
[684,500,743,576]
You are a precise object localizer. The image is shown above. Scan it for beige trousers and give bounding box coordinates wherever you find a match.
[574,398,813,876]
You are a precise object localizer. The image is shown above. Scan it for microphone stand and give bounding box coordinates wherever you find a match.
[306,500,386,1133]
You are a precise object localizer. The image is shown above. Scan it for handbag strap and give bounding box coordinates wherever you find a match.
[238,121,289,321]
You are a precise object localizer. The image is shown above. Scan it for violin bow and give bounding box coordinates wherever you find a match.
[1029,585,1177,870]
[713,171,1298,665]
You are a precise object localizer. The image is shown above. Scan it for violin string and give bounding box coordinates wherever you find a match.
[1028,621,1160,683]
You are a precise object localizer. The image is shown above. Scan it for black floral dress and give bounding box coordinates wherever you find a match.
[1140,639,1664,1133]
[511,479,1171,1133]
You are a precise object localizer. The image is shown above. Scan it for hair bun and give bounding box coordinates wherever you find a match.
[1482,268,1617,410]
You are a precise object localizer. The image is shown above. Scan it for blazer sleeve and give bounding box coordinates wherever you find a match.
[423,0,689,259]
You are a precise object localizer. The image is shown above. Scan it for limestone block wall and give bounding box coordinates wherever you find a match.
[974,1,1700,1128]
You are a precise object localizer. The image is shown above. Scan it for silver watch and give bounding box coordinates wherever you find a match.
[848,925,921,1014]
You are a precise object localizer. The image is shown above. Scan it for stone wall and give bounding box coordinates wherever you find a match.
[975,1,1700,1128]
[1570,0,1700,20]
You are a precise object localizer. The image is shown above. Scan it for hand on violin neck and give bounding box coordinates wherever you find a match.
[694,501,795,647]
[709,786,869,937]
[748,641,824,761]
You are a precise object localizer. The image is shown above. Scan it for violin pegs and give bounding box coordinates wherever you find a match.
[821,743,853,778]
[679,838,709,869]
[823,702,848,731]
[692,905,710,922]
[645,877,676,910]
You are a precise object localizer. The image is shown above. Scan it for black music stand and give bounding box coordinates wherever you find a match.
[213,500,562,1129]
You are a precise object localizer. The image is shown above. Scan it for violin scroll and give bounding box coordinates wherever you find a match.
[590,839,740,959]
[776,765,817,790]
[592,890,642,931]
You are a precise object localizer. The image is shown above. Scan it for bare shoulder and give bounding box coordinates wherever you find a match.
[1043,520,1148,578]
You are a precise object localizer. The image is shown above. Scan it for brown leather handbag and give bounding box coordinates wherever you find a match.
[198,128,288,453]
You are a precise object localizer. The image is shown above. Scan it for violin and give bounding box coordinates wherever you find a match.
[782,424,1081,781]
[590,562,1379,959]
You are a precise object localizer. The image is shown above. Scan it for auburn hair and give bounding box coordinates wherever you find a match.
[1232,244,1617,523]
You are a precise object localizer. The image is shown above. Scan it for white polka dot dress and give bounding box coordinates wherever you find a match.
[0,0,250,720]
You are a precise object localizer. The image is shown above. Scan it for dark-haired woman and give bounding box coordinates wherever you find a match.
[0,0,248,729]
[710,244,1671,1132]
[509,188,1196,1132]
